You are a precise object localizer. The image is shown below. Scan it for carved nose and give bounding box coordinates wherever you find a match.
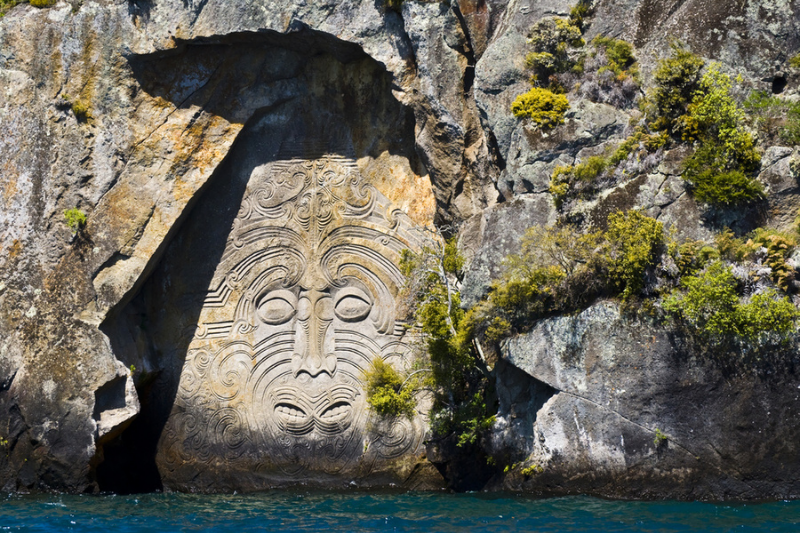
[293,292,336,377]
[293,351,337,377]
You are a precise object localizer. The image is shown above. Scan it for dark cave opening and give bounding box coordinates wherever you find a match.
[94,29,424,494]
[773,75,787,95]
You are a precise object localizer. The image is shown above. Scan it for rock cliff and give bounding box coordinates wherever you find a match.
[0,0,798,498]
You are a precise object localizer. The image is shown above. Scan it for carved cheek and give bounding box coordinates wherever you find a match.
[315,297,334,321]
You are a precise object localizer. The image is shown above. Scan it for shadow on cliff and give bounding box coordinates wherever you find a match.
[97,30,424,493]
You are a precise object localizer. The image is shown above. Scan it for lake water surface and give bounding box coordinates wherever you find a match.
[2,491,799,532]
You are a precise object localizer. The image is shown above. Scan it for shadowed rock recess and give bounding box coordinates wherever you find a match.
[1,0,800,499]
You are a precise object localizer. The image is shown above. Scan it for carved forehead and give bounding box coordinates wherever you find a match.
[220,154,417,284]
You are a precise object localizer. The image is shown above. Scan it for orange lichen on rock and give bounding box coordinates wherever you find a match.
[358,152,436,227]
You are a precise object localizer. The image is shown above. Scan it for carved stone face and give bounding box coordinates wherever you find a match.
[159,150,425,481]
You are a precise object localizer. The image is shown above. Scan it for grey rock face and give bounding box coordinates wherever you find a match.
[145,119,433,491]
[497,302,800,500]
[1,0,800,497]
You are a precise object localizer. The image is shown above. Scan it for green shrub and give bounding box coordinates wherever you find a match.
[680,68,764,207]
[738,290,800,338]
[511,88,569,129]
[790,54,800,70]
[71,100,90,121]
[454,393,496,448]
[664,261,799,340]
[527,17,583,54]
[691,169,765,207]
[744,91,800,146]
[549,165,573,205]
[672,239,719,277]
[400,234,493,444]
[473,212,663,341]
[64,208,87,234]
[525,52,558,72]
[605,210,664,299]
[592,35,638,80]
[649,41,705,135]
[746,228,797,292]
[29,0,56,7]
[488,265,566,322]
[0,0,21,13]
[364,358,417,418]
[465,223,601,344]
[568,0,592,31]
[715,228,749,262]
[682,64,760,169]
[682,141,764,207]
[521,14,585,88]
[664,261,742,335]
[653,428,668,445]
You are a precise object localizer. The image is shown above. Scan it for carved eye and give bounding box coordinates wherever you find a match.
[334,288,372,322]
[256,290,297,325]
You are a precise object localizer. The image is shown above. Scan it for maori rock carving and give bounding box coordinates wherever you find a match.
[159,143,429,485]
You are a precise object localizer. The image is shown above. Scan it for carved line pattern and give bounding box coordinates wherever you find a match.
[164,153,426,481]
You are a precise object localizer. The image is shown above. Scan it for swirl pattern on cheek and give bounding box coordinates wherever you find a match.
[158,149,428,485]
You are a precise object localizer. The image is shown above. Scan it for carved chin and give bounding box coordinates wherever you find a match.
[262,376,364,469]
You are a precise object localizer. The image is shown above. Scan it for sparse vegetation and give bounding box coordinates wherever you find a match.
[521,464,544,477]
[664,261,799,341]
[464,210,664,346]
[653,428,668,446]
[576,35,640,107]
[549,130,666,207]
[64,208,87,235]
[384,0,404,12]
[511,88,570,129]
[744,91,800,146]
[400,232,494,446]
[71,100,90,122]
[363,358,417,419]
[0,0,21,14]
[511,3,594,128]
[524,16,584,84]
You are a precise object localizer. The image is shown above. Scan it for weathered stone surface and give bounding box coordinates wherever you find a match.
[461,194,555,307]
[3,0,800,497]
[497,302,800,500]
[149,136,435,490]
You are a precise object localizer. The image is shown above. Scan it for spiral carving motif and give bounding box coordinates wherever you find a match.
[159,150,428,486]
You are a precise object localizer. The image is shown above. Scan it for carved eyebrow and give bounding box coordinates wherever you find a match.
[335,286,373,303]
[320,225,409,254]
[321,245,405,289]
[257,289,298,305]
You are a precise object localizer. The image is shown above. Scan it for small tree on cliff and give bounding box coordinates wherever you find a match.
[399,227,494,446]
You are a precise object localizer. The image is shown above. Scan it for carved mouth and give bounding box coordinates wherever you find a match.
[316,402,353,433]
[275,403,313,435]
[273,399,354,436]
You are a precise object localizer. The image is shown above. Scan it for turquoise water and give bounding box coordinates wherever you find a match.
[2,491,799,532]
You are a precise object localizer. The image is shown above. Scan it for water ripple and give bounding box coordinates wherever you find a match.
[1,491,798,532]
